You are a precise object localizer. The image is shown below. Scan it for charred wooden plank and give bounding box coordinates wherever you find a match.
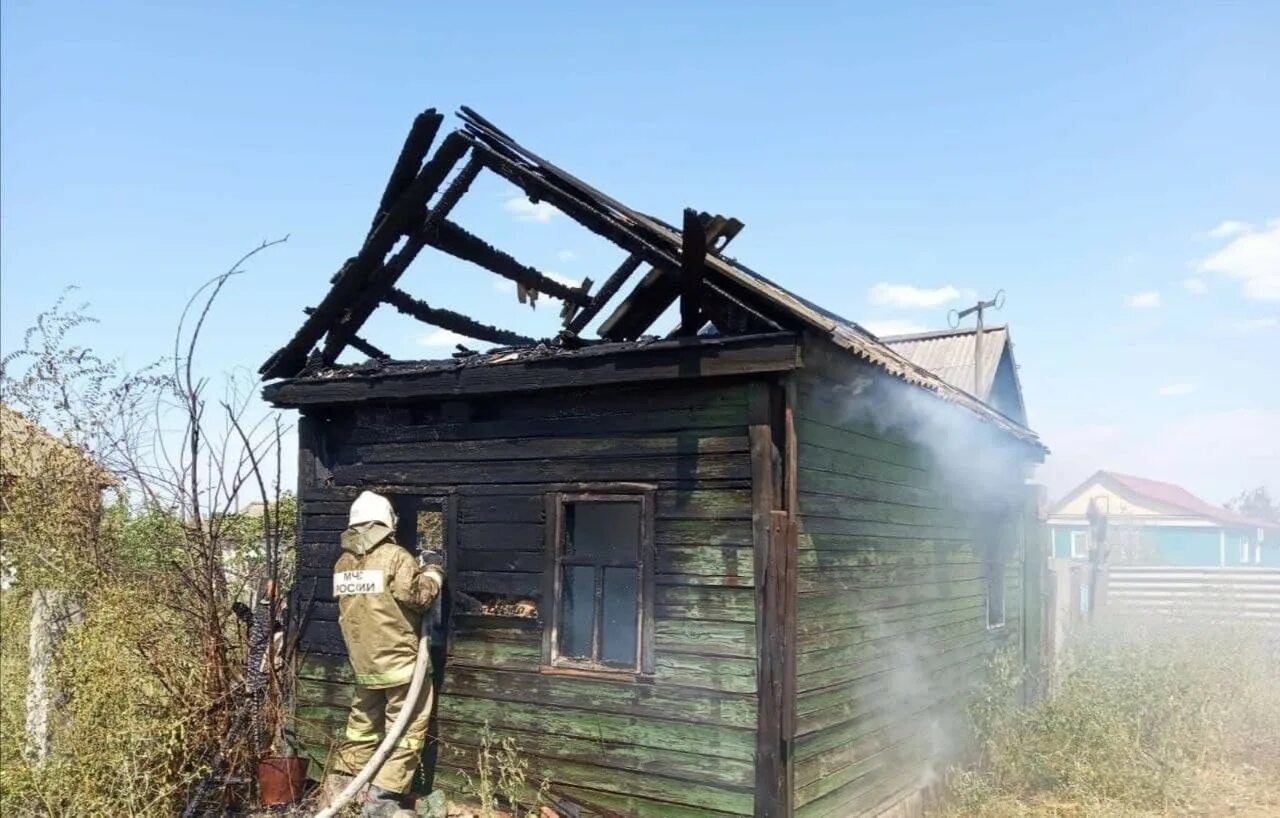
[464,137,685,281]
[263,333,801,406]
[563,254,645,334]
[320,146,479,364]
[347,334,390,361]
[383,287,534,347]
[426,220,591,306]
[599,214,746,341]
[366,109,443,240]
[260,129,467,379]
[680,209,707,337]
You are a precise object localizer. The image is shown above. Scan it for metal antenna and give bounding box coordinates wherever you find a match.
[947,290,1004,397]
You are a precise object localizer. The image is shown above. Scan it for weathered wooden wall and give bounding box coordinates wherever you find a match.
[289,379,761,816]
[790,373,1028,818]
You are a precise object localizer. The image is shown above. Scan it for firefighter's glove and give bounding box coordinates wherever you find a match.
[416,550,445,596]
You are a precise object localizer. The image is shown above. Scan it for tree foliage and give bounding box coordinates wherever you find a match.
[1226,486,1280,524]
[0,240,294,816]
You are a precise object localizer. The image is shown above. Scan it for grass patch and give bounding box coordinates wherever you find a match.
[938,618,1280,817]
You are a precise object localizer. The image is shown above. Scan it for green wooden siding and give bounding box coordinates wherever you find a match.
[290,380,758,816]
[792,374,1031,817]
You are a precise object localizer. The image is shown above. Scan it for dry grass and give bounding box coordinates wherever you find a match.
[937,618,1280,817]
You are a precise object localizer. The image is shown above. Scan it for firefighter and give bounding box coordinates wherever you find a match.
[325,490,444,818]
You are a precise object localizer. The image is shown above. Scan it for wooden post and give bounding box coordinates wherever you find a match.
[25,589,82,765]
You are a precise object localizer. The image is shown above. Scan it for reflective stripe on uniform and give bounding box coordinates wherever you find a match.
[353,663,416,686]
[345,727,384,743]
[396,735,424,750]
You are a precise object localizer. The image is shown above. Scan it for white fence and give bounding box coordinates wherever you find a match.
[1105,566,1280,625]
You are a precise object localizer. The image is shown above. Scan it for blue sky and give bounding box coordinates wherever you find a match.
[2,1,1277,502]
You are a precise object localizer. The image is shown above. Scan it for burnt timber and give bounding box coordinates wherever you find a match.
[265,107,1048,818]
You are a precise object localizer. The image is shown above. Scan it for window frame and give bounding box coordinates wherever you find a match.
[1069,530,1089,560]
[541,488,655,678]
[982,513,1008,632]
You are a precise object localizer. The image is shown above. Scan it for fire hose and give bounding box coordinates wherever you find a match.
[312,597,435,818]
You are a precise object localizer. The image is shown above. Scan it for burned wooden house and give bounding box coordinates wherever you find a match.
[262,108,1047,818]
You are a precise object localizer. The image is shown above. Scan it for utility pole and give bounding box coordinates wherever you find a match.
[948,290,1004,397]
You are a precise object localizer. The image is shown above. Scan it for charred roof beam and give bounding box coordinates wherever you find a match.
[463,137,686,295]
[425,220,592,308]
[348,334,391,362]
[259,123,462,379]
[319,142,477,364]
[384,288,535,347]
[563,254,645,335]
[598,213,745,341]
[678,209,707,337]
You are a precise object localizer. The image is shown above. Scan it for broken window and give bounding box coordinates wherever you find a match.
[545,491,653,674]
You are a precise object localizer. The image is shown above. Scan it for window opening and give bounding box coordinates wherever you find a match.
[546,492,653,673]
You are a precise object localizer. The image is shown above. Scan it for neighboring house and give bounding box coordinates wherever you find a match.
[1048,470,1277,567]
[263,109,1048,818]
[880,325,1028,425]
[0,403,113,506]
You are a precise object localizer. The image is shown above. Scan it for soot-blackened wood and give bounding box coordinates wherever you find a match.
[347,334,390,361]
[426,220,591,306]
[320,144,478,364]
[564,254,645,335]
[260,129,466,380]
[384,287,535,347]
[465,138,685,281]
[366,109,443,240]
[264,333,801,406]
[599,213,746,341]
[680,208,708,337]
[750,379,790,818]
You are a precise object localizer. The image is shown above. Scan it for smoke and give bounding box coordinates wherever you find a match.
[806,367,1033,796]
[819,370,1032,513]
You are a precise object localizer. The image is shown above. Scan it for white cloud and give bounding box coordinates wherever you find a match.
[1182,277,1208,295]
[1197,219,1280,301]
[557,250,578,262]
[1208,220,1251,239]
[502,195,558,223]
[1230,316,1278,333]
[416,329,468,349]
[867,283,973,309]
[1157,382,1196,397]
[861,319,929,337]
[1126,290,1163,309]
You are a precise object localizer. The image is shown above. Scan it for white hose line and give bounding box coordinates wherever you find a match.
[313,615,432,818]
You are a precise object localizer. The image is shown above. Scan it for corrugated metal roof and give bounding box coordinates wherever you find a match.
[879,326,1009,400]
[1102,471,1277,530]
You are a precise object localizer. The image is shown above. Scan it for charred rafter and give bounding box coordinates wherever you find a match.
[462,137,685,286]
[563,255,644,335]
[426,220,591,307]
[384,288,535,347]
[366,110,443,240]
[348,334,391,361]
[598,213,745,341]
[679,209,707,337]
[319,143,478,364]
[260,127,465,379]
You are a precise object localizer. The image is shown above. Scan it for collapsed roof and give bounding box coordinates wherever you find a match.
[260,107,1042,448]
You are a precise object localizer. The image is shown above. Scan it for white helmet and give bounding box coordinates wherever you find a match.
[348,490,397,529]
